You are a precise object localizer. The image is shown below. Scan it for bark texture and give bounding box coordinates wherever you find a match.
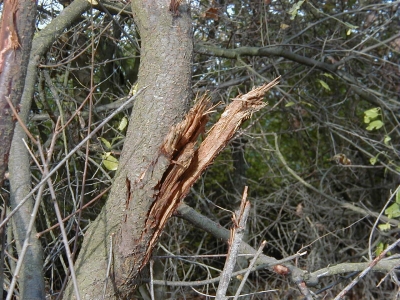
[9,132,46,299]
[65,1,193,298]
[0,0,36,185]
[0,0,45,298]
[6,1,91,298]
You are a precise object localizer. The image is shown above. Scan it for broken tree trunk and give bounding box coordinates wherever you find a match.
[134,78,280,281]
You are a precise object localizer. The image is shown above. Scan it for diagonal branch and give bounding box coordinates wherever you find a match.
[194,43,381,106]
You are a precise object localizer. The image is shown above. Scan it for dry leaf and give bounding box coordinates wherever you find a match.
[295,203,303,217]
[391,38,400,52]
[204,7,219,20]
[280,23,290,30]
[273,265,290,276]
[331,153,352,165]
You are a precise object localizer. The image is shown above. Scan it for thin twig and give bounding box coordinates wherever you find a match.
[149,250,307,287]
[4,96,37,144]
[368,186,400,260]
[103,233,114,299]
[37,140,81,299]
[149,260,155,300]
[0,87,146,229]
[36,187,110,238]
[233,240,266,300]
[334,236,400,299]
[273,132,400,226]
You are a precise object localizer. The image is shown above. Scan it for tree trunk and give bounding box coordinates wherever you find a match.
[9,130,46,300]
[4,1,92,298]
[65,1,193,298]
[0,0,36,184]
[0,0,44,298]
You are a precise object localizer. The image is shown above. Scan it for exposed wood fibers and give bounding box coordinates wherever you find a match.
[138,77,280,271]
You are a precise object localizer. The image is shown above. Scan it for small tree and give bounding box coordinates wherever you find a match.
[1,0,400,299]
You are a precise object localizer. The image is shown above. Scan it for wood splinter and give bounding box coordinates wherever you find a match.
[138,77,280,273]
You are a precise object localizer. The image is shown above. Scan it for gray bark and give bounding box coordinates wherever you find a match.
[6,1,91,298]
[0,0,36,185]
[9,128,45,300]
[0,0,42,298]
[65,0,193,298]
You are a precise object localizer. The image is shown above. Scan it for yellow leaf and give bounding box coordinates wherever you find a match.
[99,137,112,149]
[378,224,390,232]
[102,152,119,171]
[317,79,331,91]
[366,120,383,131]
[129,83,138,96]
[280,23,290,30]
[288,0,305,20]
[118,117,128,131]
[364,107,380,119]
[322,73,334,79]
[285,101,295,107]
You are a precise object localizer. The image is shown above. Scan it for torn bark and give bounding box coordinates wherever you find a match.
[138,77,280,275]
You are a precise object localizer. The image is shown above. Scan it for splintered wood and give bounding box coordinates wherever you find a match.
[139,77,280,270]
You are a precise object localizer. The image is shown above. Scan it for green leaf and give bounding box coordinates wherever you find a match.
[375,242,383,255]
[366,120,384,131]
[102,152,119,171]
[343,22,359,29]
[317,79,331,91]
[364,107,380,120]
[288,0,305,20]
[302,101,313,107]
[370,157,377,165]
[118,117,128,131]
[322,73,334,79]
[99,137,112,149]
[285,101,295,107]
[385,203,400,218]
[384,135,391,145]
[375,242,385,256]
[396,190,400,204]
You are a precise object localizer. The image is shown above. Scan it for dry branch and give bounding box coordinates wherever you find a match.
[216,187,250,300]
[138,77,280,273]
